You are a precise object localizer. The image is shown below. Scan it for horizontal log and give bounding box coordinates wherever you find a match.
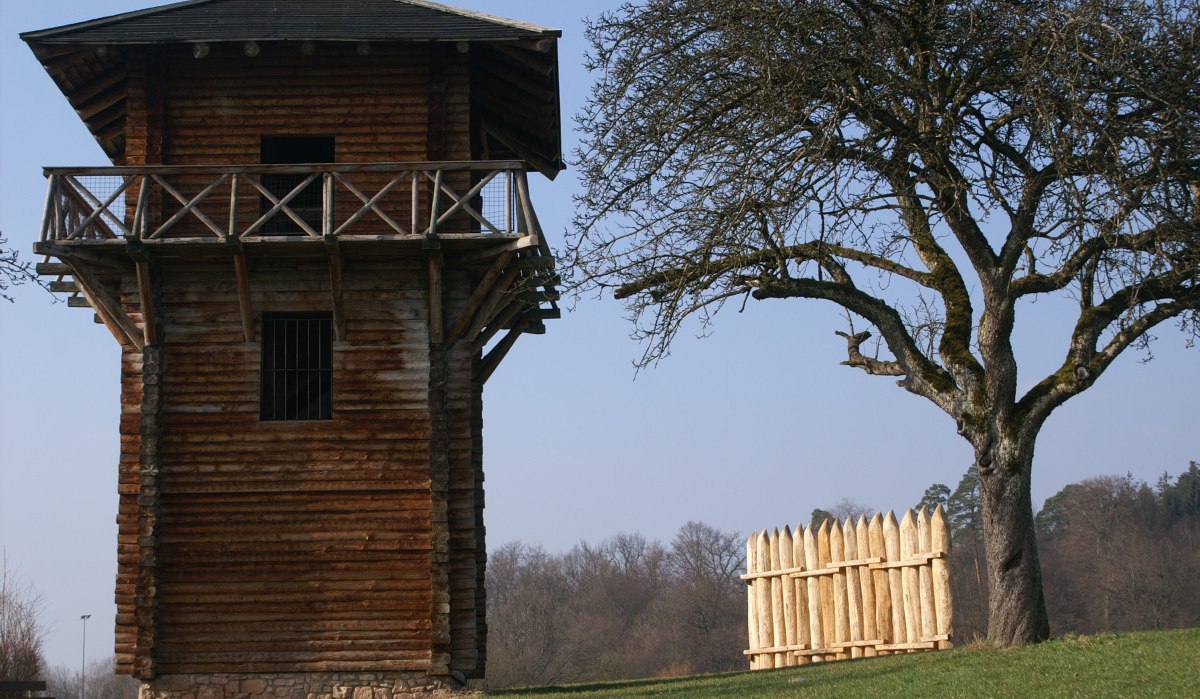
[157,659,429,674]
[36,262,71,275]
[868,553,945,569]
[875,641,938,651]
[45,160,523,177]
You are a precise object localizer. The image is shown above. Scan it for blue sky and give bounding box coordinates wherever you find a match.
[1,0,1196,672]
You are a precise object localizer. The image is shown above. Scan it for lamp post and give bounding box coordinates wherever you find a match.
[80,614,91,699]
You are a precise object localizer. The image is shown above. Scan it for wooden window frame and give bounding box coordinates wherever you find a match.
[260,312,333,421]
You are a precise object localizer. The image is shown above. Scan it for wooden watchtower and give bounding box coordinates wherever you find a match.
[22,1,561,695]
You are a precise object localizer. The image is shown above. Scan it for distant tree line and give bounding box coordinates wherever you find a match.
[487,462,1200,687]
[485,521,746,689]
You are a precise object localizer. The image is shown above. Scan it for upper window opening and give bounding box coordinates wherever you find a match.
[260,136,334,234]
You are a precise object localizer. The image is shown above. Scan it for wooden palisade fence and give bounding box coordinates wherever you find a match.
[742,506,953,668]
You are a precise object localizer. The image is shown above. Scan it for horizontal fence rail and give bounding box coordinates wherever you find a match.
[743,506,953,669]
[40,160,537,243]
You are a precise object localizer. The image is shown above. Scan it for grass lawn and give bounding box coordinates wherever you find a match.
[493,628,1200,698]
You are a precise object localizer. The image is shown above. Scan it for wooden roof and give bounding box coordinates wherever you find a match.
[20,0,560,43]
[22,0,563,177]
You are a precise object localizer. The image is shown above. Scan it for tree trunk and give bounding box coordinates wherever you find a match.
[977,440,1051,645]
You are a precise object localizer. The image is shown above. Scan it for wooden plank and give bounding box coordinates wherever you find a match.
[463,266,520,343]
[37,263,71,276]
[876,641,937,651]
[930,505,954,649]
[768,529,785,667]
[427,252,444,344]
[445,251,512,346]
[754,531,773,669]
[745,532,759,669]
[802,523,823,662]
[883,511,905,645]
[44,161,524,178]
[327,241,346,341]
[450,234,538,263]
[791,523,811,664]
[843,517,864,659]
[901,511,922,645]
[470,296,527,353]
[779,526,797,667]
[917,508,938,645]
[856,514,878,657]
[233,251,254,342]
[63,257,140,348]
[135,259,158,345]
[816,520,835,656]
[474,319,527,384]
[829,520,848,660]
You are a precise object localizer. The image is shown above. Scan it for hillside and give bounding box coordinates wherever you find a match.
[495,628,1200,698]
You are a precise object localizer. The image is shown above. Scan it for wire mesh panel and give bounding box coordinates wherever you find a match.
[478,172,513,234]
[260,313,333,421]
[70,175,128,238]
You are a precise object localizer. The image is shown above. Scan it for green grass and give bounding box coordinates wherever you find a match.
[493,628,1200,698]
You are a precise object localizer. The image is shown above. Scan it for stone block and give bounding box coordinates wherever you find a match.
[240,678,269,695]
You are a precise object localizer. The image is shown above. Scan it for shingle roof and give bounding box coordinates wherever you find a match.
[20,0,561,44]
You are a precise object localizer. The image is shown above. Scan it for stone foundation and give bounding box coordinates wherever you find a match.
[138,673,484,699]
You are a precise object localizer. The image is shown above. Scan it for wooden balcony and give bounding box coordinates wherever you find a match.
[37,160,545,247]
[34,160,559,357]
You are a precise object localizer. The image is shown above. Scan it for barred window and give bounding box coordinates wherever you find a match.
[261,313,332,421]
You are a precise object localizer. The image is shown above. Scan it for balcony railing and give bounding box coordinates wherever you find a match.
[39,160,542,243]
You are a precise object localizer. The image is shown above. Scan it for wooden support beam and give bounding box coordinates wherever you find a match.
[463,266,520,343]
[35,243,127,269]
[517,256,556,271]
[471,296,526,353]
[233,251,255,342]
[49,280,80,293]
[427,252,444,345]
[326,236,346,341]
[445,251,513,346]
[63,257,141,348]
[450,235,539,264]
[475,318,530,384]
[134,259,158,346]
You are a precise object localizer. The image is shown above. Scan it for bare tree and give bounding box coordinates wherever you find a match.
[569,0,1200,645]
[485,543,577,688]
[0,556,44,682]
[0,234,40,303]
[45,657,139,699]
[662,522,746,674]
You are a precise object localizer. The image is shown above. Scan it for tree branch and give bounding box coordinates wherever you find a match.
[749,276,961,413]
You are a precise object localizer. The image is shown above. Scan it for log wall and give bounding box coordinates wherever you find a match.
[111,252,487,678]
[123,43,474,238]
